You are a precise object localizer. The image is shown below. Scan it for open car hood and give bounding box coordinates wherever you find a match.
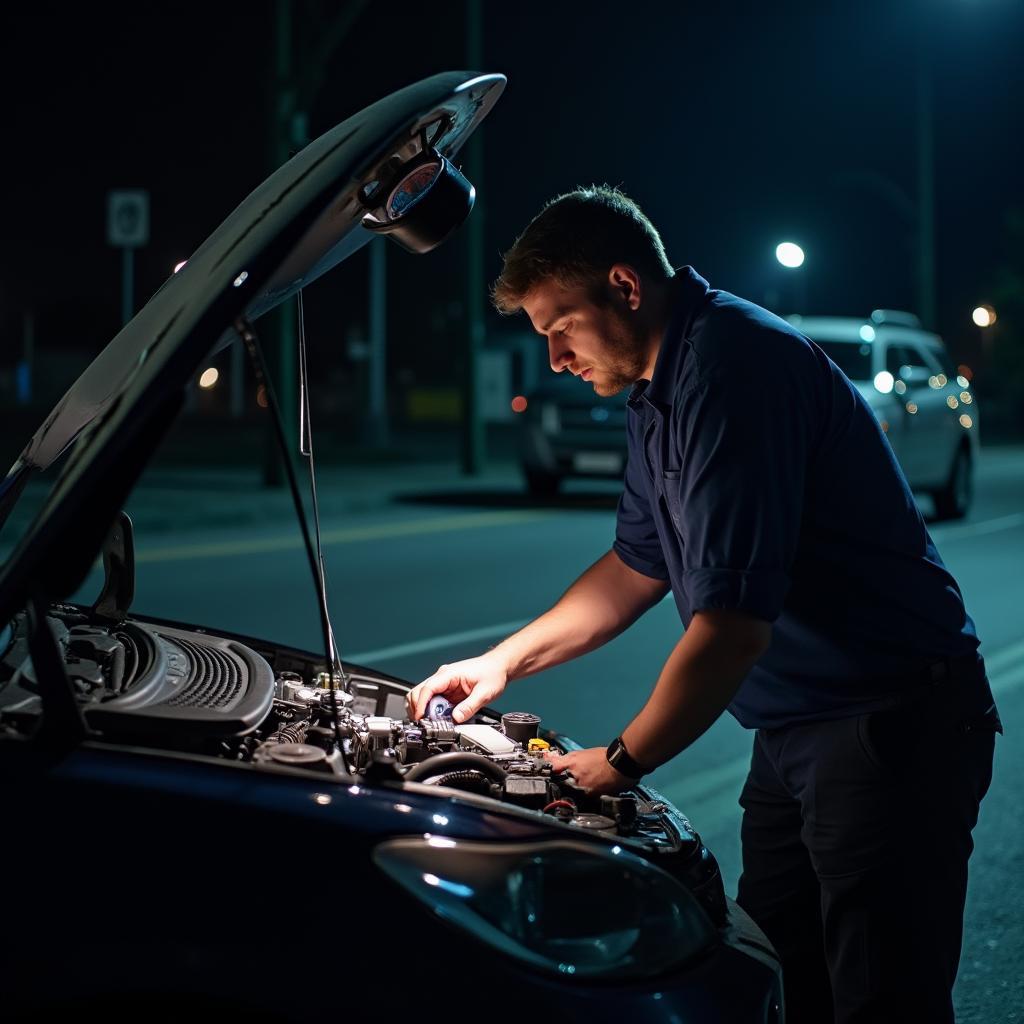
[0,71,505,623]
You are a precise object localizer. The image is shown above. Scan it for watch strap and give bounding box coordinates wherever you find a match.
[606,736,648,779]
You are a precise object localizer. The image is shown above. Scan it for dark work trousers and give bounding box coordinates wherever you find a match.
[735,660,1001,1024]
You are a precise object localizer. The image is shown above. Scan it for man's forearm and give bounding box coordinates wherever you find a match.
[621,609,771,770]
[493,550,669,681]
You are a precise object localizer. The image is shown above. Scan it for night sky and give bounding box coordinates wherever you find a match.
[2,1,1022,389]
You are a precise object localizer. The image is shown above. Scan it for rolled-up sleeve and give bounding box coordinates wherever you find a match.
[614,412,669,580]
[671,365,809,622]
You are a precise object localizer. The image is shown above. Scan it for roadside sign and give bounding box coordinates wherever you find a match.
[107,190,150,248]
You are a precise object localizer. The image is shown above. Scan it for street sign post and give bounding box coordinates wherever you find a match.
[107,189,150,325]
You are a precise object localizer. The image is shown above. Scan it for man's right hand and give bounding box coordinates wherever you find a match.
[406,653,509,723]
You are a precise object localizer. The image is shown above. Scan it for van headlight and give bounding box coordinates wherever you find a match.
[373,836,717,979]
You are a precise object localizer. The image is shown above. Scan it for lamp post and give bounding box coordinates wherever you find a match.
[973,304,997,366]
[775,241,807,314]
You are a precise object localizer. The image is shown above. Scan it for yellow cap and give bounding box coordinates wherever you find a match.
[528,738,550,752]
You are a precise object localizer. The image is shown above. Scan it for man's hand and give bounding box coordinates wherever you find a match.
[543,747,634,797]
[406,652,509,723]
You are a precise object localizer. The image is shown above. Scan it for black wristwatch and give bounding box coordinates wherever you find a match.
[606,736,649,780]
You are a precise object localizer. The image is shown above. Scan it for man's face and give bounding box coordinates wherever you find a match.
[521,276,649,397]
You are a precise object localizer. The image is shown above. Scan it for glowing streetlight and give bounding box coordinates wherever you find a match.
[972,304,996,328]
[775,242,805,269]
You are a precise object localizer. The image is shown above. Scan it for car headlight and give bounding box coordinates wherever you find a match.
[373,836,717,980]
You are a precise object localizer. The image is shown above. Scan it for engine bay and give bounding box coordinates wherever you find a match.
[0,607,667,842]
[0,606,730,924]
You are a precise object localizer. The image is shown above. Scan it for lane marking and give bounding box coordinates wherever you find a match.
[991,661,1024,697]
[347,619,529,666]
[134,510,554,564]
[982,636,1024,676]
[931,512,1024,543]
[349,594,681,665]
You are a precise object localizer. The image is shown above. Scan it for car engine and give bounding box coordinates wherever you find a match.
[0,606,729,923]
[0,608,643,836]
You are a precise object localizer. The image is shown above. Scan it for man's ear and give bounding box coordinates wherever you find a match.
[608,264,642,311]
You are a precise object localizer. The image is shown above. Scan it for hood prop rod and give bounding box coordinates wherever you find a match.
[234,315,351,776]
[296,289,348,689]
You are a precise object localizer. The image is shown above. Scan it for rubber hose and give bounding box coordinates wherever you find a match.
[434,770,493,793]
[403,751,508,784]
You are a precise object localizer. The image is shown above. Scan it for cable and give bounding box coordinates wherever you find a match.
[542,799,576,815]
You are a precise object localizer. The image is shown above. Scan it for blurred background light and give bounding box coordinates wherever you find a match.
[859,324,876,342]
[198,367,219,389]
[775,242,805,269]
[972,304,997,327]
[511,395,528,413]
[874,370,894,394]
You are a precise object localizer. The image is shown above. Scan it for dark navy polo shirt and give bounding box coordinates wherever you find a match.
[614,267,980,729]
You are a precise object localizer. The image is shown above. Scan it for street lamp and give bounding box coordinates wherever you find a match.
[972,304,997,328]
[973,304,998,368]
[775,241,805,268]
[774,241,807,313]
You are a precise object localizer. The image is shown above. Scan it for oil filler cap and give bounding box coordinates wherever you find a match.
[267,743,328,767]
[501,711,541,745]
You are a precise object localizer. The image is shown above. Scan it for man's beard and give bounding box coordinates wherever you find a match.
[593,308,649,396]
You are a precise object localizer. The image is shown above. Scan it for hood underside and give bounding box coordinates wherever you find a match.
[0,71,505,623]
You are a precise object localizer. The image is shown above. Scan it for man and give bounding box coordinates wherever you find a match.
[406,186,1000,1023]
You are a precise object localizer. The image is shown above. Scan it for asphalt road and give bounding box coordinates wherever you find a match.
[51,446,1024,1020]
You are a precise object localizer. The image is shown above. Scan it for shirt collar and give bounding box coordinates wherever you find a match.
[627,266,711,414]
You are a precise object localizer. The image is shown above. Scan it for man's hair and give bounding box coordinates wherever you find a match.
[491,185,673,315]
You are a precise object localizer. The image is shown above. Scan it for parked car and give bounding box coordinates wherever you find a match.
[519,305,976,521]
[0,73,783,1021]
[518,371,630,495]
[789,310,979,520]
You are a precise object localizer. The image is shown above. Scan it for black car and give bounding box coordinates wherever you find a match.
[518,372,630,495]
[0,72,782,1022]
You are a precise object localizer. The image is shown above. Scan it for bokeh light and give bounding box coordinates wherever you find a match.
[972,305,996,327]
[198,367,219,389]
[775,242,805,268]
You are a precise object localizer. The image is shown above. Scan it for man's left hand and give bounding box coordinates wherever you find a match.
[544,747,635,796]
